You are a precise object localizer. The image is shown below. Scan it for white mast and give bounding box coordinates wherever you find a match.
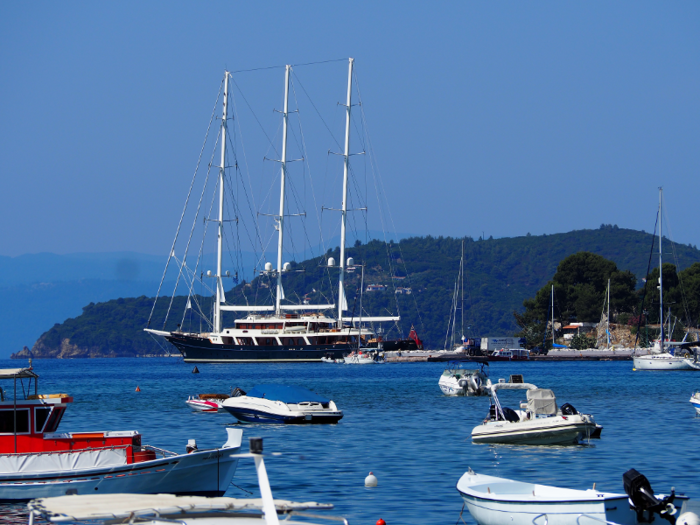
[551,285,555,347]
[275,65,291,315]
[338,58,354,327]
[461,239,465,344]
[213,71,229,334]
[607,278,610,349]
[658,187,664,352]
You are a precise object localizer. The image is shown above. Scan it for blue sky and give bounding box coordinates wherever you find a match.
[2,2,699,258]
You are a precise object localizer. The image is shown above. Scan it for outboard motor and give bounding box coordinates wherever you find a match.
[560,403,578,415]
[231,387,247,397]
[623,469,677,524]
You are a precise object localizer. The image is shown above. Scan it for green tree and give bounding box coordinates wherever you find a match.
[515,252,637,348]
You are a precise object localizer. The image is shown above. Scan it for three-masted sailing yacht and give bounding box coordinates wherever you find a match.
[146,60,402,362]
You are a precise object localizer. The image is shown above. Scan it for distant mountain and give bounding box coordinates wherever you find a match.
[0,233,416,359]
[13,226,700,358]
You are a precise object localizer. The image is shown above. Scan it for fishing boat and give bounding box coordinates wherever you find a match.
[439,360,489,396]
[456,468,685,525]
[690,391,700,415]
[186,393,230,412]
[222,385,343,424]
[27,437,342,525]
[471,379,599,445]
[0,367,243,501]
[633,189,700,371]
[145,60,411,363]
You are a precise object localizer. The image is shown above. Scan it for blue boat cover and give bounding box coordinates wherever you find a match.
[246,384,329,404]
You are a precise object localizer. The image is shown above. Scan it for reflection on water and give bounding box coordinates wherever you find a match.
[0,358,697,524]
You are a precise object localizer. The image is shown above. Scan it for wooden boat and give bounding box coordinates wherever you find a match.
[27,437,341,525]
[0,367,243,501]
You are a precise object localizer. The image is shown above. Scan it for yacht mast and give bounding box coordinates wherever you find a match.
[461,239,465,344]
[551,285,555,347]
[607,278,610,349]
[658,187,664,352]
[338,58,354,327]
[275,65,291,315]
[213,71,229,334]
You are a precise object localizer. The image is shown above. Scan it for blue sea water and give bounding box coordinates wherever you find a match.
[1,357,699,525]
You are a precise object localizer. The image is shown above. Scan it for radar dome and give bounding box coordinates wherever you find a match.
[328,257,335,267]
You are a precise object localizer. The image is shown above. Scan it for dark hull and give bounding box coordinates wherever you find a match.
[365,339,420,351]
[223,407,342,424]
[166,333,354,362]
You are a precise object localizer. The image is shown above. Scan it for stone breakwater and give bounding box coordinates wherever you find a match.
[385,348,654,362]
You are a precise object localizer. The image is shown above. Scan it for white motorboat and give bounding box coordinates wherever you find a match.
[690,391,700,415]
[471,380,599,445]
[456,468,685,525]
[27,437,343,525]
[186,393,230,412]
[344,349,384,364]
[222,385,343,424]
[439,360,489,396]
[0,368,243,501]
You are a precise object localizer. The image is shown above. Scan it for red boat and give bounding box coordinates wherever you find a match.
[0,367,242,502]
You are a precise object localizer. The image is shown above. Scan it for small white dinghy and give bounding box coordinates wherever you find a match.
[456,468,686,525]
[439,359,489,396]
[471,379,600,445]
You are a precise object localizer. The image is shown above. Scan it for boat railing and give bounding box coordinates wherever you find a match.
[143,444,179,458]
[287,511,349,524]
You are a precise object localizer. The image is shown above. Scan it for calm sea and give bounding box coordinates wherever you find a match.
[1,357,698,525]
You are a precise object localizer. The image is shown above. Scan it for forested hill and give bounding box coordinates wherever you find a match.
[14,226,700,358]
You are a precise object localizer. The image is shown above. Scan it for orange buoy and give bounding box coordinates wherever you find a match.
[377,520,386,525]
[135,386,141,392]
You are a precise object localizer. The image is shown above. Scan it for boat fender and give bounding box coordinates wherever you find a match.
[365,472,378,487]
[678,512,700,525]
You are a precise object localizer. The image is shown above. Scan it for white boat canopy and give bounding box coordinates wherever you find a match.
[526,388,557,416]
[28,493,333,522]
[0,368,38,380]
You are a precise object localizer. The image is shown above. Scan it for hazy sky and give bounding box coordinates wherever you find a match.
[2,2,699,258]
